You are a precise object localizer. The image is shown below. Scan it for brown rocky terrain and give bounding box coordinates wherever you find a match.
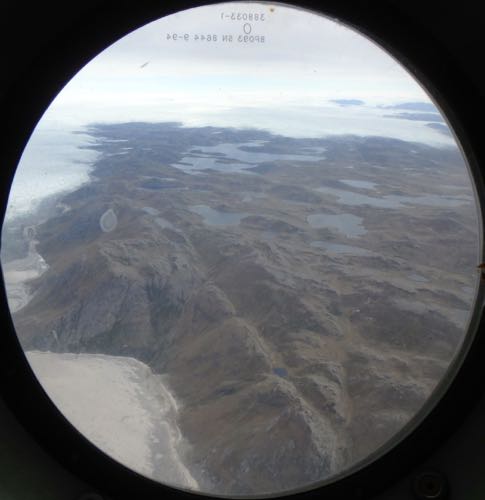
[6,123,479,495]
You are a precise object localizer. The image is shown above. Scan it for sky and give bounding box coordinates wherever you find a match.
[39,0,446,142]
[5,1,459,220]
[56,2,423,101]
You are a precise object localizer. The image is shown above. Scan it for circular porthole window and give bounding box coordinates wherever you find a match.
[0,2,482,498]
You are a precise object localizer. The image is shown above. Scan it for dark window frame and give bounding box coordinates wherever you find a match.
[0,1,484,499]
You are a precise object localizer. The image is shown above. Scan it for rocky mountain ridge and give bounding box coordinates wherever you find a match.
[8,123,478,494]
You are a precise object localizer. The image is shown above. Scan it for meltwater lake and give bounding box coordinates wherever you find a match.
[307,213,367,238]
[190,205,249,226]
[317,182,471,209]
[310,241,375,256]
[173,142,326,174]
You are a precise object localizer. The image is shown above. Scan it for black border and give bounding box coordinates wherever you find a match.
[1,1,485,499]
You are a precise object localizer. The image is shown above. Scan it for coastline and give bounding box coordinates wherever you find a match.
[1,125,201,490]
[2,239,48,313]
[1,190,80,312]
[26,351,199,490]
[4,125,99,222]
[1,123,102,310]
[2,119,478,494]
[143,372,200,490]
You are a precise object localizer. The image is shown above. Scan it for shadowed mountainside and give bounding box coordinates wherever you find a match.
[9,123,479,494]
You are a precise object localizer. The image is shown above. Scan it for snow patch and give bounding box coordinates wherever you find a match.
[26,351,198,491]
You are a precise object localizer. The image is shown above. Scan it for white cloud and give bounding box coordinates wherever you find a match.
[35,1,449,146]
[53,1,429,108]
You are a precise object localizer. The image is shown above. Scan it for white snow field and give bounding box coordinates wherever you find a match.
[26,351,198,491]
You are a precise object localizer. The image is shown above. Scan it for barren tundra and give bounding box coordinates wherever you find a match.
[3,122,479,495]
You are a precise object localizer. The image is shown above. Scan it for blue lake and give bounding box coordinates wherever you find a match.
[190,205,248,226]
[407,273,429,283]
[173,142,326,174]
[316,185,470,209]
[339,179,377,189]
[307,213,367,237]
[273,367,288,378]
[310,241,375,256]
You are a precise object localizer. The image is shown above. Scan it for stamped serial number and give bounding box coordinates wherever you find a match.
[166,34,218,41]
[237,35,265,43]
[220,12,266,21]
[165,33,265,43]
